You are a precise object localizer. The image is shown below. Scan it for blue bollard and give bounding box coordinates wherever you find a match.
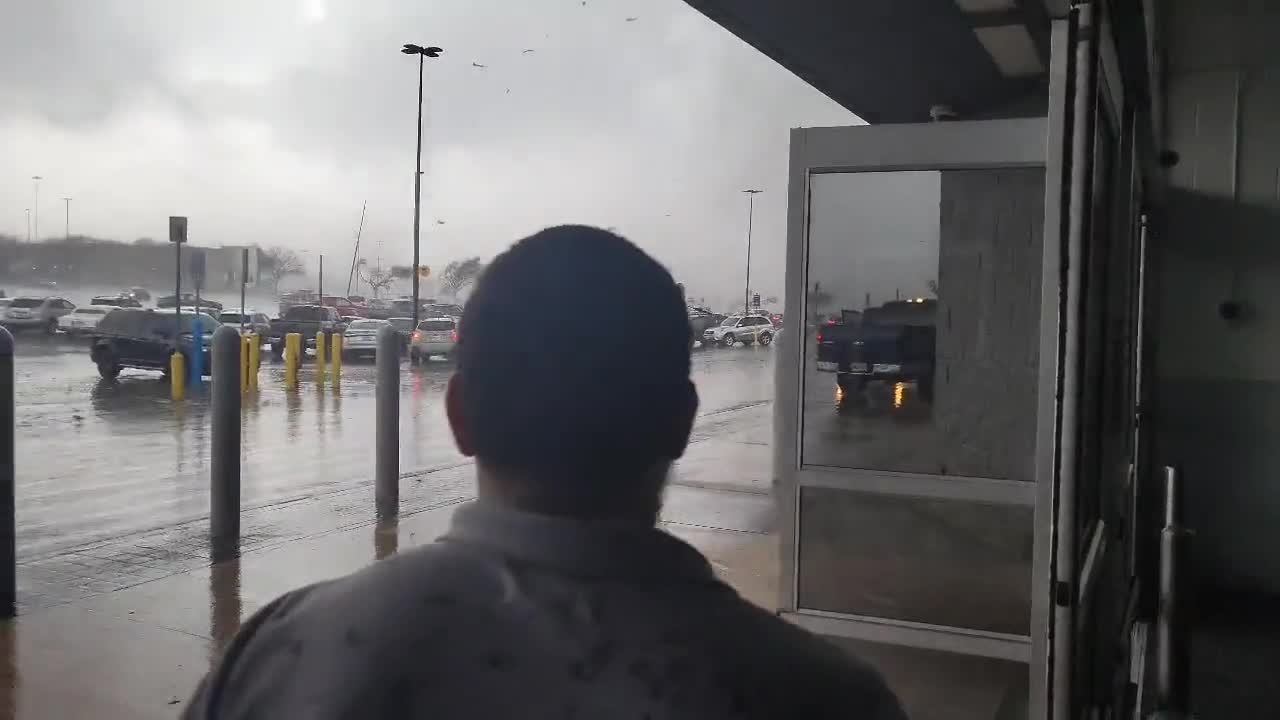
[189,315,204,385]
[1,326,15,617]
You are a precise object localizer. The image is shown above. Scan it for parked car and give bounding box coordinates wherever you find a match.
[702,314,776,347]
[321,295,367,317]
[267,304,344,356]
[58,306,113,336]
[156,294,223,312]
[387,317,415,351]
[388,299,416,318]
[410,317,458,362]
[89,308,217,379]
[688,307,725,343]
[127,287,151,302]
[0,298,10,312]
[218,310,272,337]
[91,294,143,308]
[341,319,390,360]
[1,296,76,333]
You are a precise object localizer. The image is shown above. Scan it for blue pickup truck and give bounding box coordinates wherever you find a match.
[815,300,937,405]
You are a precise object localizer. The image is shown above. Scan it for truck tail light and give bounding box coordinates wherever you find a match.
[451,329,459,342]
[412,330,423,342]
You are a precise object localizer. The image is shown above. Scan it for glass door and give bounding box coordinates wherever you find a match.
[773,109,1075,712]
[775,117,1061,720]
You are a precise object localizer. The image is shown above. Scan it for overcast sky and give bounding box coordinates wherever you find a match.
[1,0,859,309]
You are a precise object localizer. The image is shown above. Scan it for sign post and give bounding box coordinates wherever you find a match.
[169,216,188,348]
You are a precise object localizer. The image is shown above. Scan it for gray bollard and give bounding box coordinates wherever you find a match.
[1,327,14,617]
[1156,465,1192,716]
[210,325,242,561]
[375,325,400,519]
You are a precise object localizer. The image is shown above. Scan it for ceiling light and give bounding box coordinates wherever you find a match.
[955,0,1017,12]
[974,24,1044,77]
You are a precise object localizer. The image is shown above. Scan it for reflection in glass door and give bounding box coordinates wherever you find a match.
[776,118,1057,720]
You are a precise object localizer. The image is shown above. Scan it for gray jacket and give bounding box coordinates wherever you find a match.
[185,501,905,719]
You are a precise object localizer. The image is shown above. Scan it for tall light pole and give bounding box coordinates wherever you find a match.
[31,176,42,242]
[63,197,71,240]
[24,210,30,243]
[401,43,443,328]
[742,189,763,314]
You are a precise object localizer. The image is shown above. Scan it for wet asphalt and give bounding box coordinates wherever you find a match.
[10,333,775,571]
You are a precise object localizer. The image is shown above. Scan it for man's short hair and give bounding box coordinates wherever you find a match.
[456,225,691,498]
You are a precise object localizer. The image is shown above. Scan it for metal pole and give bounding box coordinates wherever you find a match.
[174,240,182,345]
[745,192,754,313]
[31,177,40,242]
[411,53,424,328]
[0,327,15,617]
[1052,6,1095,719]
[24,210,30,243]
[63,198,70,240]
[1156,466,1192,716]
[240,248,248,334]
[318,253,324,300]
[375,325,400,518]
[209,326,241,561]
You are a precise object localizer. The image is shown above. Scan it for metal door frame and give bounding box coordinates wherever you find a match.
[775,116,1063,717]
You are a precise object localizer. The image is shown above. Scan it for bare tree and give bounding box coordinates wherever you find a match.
[263,246,304,293]
[440,257,485,298]
[361,267,396,297]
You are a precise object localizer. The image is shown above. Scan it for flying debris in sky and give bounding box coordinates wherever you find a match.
[435,219,446,225]
[522,48,536,54]
[472,62,488,69]
[625,17,639,22]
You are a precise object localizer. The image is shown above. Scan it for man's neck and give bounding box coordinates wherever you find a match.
[474,463,662,528]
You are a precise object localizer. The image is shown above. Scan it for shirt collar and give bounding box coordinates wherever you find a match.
[441,500,718,584]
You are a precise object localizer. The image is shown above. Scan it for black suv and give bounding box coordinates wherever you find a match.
[90,308,219,379]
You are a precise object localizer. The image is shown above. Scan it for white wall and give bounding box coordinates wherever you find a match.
[1159,0,1280,594]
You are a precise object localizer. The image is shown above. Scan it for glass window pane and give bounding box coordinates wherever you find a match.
[797,486,1033,634]
[828,636,1028,720]
[801,168,1045,480]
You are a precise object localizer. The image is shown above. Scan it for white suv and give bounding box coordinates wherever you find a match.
[1,296,76,333]
[703,314,775,347]
[410,317,458,361]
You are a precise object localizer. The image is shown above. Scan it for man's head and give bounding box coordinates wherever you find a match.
[447,225,697,520]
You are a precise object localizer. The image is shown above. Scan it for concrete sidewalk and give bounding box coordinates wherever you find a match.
[0,402,777,719]
[0,485,778,720]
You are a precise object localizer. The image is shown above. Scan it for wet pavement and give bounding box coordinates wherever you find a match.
[11,334,773,601]
[1,335,779,718]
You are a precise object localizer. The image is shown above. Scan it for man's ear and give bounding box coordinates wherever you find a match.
[445,374,476,457]
[667,380,699,459]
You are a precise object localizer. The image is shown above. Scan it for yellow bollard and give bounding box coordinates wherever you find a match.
[248,333,260,389]
[330,332,343,384]
[240,334,251,393]
[170,351,185,401]
[285,332,301,388]
[315,331,327,383]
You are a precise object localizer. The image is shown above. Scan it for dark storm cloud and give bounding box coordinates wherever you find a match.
[2,0,858,309]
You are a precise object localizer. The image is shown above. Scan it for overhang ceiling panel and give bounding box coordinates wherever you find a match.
[685,0,1051,124]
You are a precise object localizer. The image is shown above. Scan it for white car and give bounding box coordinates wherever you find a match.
[410,317,458,361]
[702,314,776,347]
[341,318,390,360]
[58,306,113,336]
[1,296,76,333]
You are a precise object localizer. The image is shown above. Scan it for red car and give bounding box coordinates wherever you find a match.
[321,295,367,318]
[770,313,784,328]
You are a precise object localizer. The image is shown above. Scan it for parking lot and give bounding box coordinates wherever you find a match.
[10,334,776,572]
